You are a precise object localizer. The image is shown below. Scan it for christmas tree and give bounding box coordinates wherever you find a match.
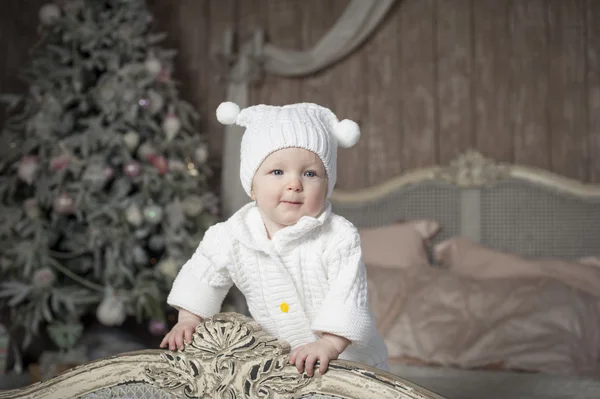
[0,0,219,351]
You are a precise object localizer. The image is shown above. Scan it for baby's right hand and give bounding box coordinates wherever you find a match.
[160,311,203,351]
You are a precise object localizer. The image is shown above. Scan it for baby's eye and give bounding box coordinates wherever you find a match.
[271,169,283,176]
[304,171,317,178]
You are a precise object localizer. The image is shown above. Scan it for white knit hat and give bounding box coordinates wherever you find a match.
[216,101,360,198]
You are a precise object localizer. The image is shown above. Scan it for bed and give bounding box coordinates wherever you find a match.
[330,149,600,399]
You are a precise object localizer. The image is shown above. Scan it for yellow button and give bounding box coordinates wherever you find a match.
[279,302,289,313]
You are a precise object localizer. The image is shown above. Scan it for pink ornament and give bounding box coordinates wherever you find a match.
[103,166,115,181]
[18,156,39,184]
[157,68,171,82]
[138,98,150,109]
[53,193,74,214]
[50,154,70,171]
[32,268,56,288]
[123,161,141,177]
[147,154,168,175]
[148,320,167,335]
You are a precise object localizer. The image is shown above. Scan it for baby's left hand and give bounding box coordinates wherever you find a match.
[289,338,340,377]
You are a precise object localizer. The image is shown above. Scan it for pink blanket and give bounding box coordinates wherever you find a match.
[366,241,600,377]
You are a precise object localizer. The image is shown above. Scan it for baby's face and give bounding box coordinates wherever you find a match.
[251,148,328,236]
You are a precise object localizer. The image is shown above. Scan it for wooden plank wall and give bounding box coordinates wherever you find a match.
[1,0,600,189]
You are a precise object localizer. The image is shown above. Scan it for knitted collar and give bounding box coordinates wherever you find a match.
[227,201,332,252]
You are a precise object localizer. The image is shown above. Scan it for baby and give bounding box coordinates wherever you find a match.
[160,102,389,376]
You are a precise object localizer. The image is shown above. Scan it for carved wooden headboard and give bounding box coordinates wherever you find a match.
[0,313,444,399]
[331,150,600,260]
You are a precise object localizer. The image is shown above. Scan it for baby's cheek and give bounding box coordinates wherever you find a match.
[305,200,326,217]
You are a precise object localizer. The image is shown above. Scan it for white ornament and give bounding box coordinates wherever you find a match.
[123,130,140,151]
[333,119,361,148]
[96,289,126,326]
[125,204,143,227]
[216,101,240,125]
[147,90,164,114]
[194,146,209,164]
[182,195,204,216]
[39,4,61,25]
[18,156,39,184]
[162,111,181,141]
[145,57,162,76]
[158,258,180,279]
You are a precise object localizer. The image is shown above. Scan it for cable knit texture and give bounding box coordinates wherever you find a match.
[167,202,389,369]
[236,103,341,198]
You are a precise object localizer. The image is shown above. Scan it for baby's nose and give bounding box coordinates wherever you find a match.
[287,178,302,192]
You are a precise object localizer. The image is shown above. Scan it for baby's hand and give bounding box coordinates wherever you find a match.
[160,310,203,351]
[289,338,341,377]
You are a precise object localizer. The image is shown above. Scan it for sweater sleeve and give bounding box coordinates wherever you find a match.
[167,224,234,318]
[310,222,376,346]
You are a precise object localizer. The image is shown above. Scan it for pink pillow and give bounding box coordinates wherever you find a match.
[359,220,440,269]
[434,237,600,298]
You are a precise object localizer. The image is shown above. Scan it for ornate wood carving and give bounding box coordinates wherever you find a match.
[0,312,445,399]
[144,313,312,398]
[434,149,510,187]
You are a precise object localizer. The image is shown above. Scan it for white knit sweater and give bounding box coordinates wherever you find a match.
[167,202,389,369]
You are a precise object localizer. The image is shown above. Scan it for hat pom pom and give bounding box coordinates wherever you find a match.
[216,101,240,125]
[333,119,360,148]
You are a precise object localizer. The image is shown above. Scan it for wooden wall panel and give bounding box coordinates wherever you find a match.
[204,0,236,160]
[238,1,267,108]
[547,0,588,181]
[300,0,347,110]
[254,0,304,106]
[364,2,404,183]
[399,0,437,169]
[327,4,369,190]
[473,0,512,163]
[588,0,600,182]
[508,0,550,170]
[436,0,473,165]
